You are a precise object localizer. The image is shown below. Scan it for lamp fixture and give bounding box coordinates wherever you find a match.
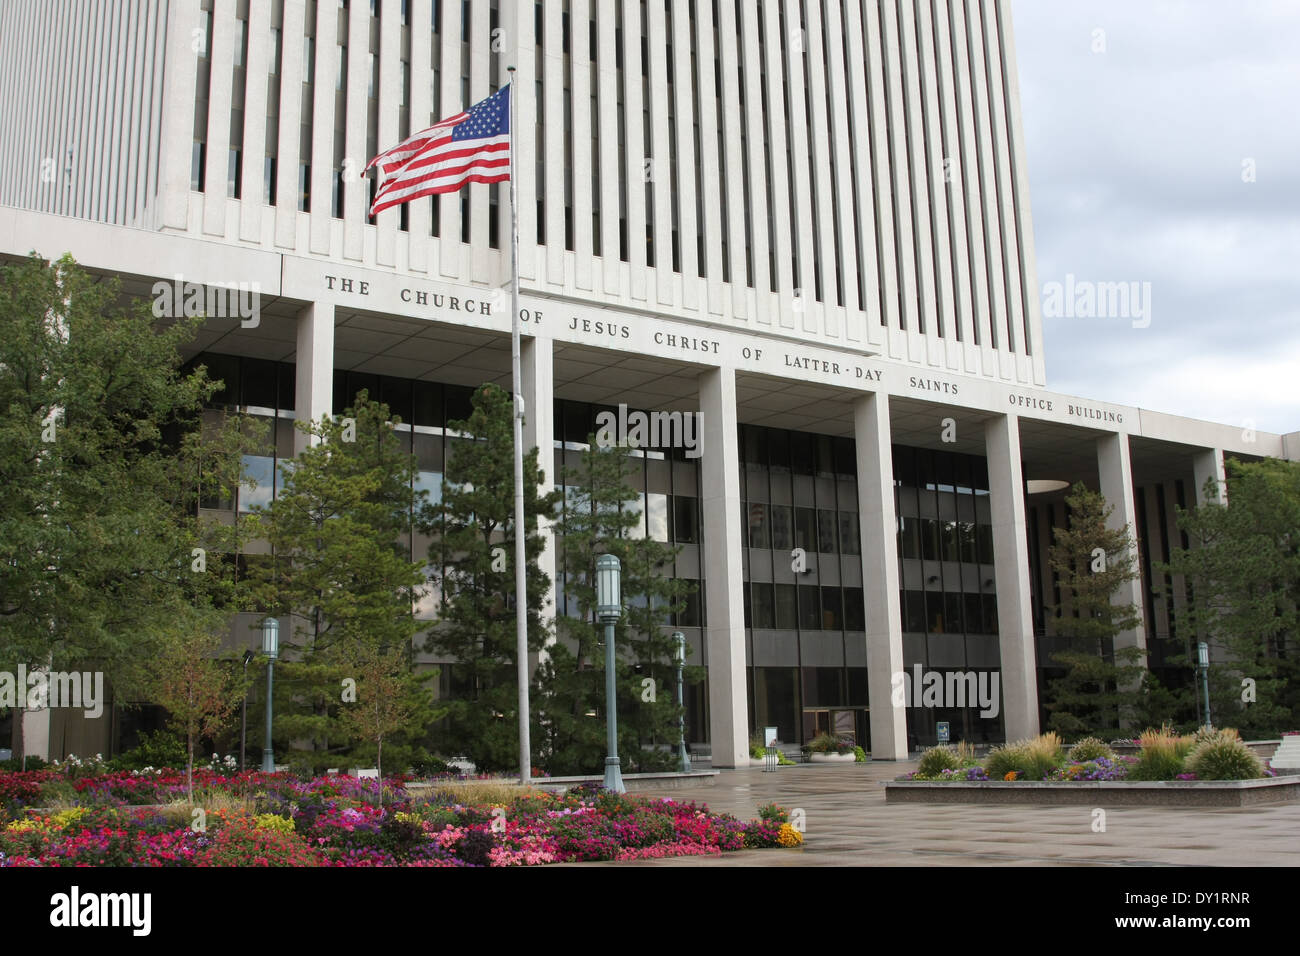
[1025,479,1070,495]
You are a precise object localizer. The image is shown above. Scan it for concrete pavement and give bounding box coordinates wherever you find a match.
[596,761,1300,866]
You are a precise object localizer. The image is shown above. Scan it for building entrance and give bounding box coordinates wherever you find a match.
[802,706,869,748]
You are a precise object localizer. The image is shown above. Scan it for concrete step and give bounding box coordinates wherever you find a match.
[1271,736,1300,769]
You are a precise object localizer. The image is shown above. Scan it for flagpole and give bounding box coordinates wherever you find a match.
[506,67,531,786]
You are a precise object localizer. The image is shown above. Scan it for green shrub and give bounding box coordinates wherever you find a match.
[107,729,187,771]
[806,733,853,754]
[36,779,79,807]
[917,746,962,777]
[409,753,452,777]
[0,755,48,772]
[1185,731,1263,780]
[853,746,867,763]
[1068,737,1115,763]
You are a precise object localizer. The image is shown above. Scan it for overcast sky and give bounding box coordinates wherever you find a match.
[1010,0,1299,435]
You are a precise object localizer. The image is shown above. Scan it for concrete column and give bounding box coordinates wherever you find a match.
[294,301,335,455]
[21,704,51,762]
[984,413,1039,740]
[1097,433,1147,658]
[697,367,748,768]
[1193,447,1227,506]
[521,335,557,648]
[853,392,908,760]
[157,0,200,230]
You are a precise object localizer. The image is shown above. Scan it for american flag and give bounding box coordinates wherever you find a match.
[365,84,510,217]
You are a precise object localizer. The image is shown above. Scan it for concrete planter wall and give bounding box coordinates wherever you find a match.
[1107,740,1281,759]
[885,774,1300,807]
[808,753,857,764]
[534,771,719,792]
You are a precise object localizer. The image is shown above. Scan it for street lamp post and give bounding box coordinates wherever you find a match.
[261,618,279,773]
[240,649,253,773]
[596,554,625,793]
[1198,641,1212,729]
[673,631,690,773]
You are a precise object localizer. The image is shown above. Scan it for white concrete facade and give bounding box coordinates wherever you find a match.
[0,0,1295,762]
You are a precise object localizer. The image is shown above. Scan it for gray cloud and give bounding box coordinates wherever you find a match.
[1011,0,1300,435]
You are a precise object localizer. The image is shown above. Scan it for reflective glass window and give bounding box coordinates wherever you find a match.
[752,583,775,629]
[770,504,793,551]
[838,512,860,554]
[843,587,865,630]
[774,584,798,629]
[798,584,821,629]
[817,509,837,553]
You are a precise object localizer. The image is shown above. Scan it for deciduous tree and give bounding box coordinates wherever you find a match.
[1161,459,1300,735]
[0,254,257,758]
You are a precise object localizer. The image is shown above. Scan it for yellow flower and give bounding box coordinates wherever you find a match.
[6,818,47,834]
[1003,771,1018,781]
[253,813,295,833]
[50,807,89,830]
[776,823,803,847]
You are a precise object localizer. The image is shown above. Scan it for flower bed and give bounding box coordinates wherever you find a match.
[886,728,1299,806]
[900,729,1280,784]
[0,769,801,867]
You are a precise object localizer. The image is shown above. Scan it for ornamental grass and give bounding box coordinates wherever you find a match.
[1066,737,1115,763]
[984,732,1063,781]
[900,726,1265,784]
[420,780,543,807]
[1128,725,1196,781]
[916,745,963,778]
[1184,729,1264,781]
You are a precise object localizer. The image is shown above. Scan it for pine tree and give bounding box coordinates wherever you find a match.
[248,392,432,772]
[535,436,699,775]
[1161,458,1300,735]
[422,383,561,773]
[1043,482,1149,735]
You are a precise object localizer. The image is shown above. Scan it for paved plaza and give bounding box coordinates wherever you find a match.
[603,762,1300,866]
